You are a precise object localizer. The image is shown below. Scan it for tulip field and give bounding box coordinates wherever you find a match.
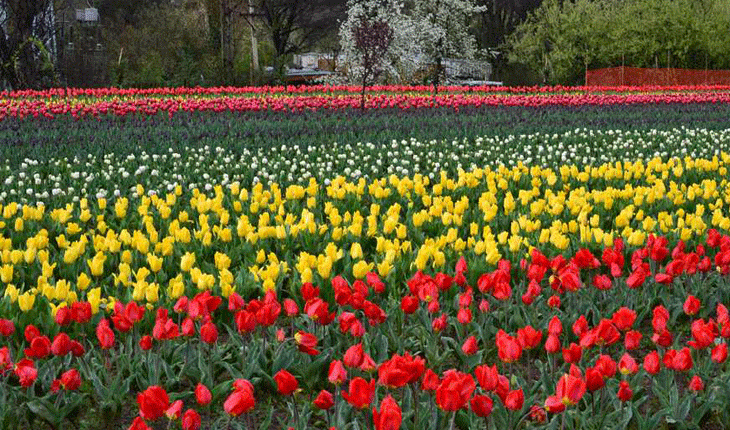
[2,85,730,430]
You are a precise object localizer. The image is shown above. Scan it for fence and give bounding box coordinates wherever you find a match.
[585,66,730,87]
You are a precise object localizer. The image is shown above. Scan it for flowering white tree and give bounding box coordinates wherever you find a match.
[339,0,421,85]
[339,0,484,88]
[410,0,486,93]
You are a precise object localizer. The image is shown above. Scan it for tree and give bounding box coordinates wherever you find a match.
[257,0,346,82]
[410,0,485,93]
[339,0,423,85]
[507,0,730,85]
[352,18,393,109]
[0,0,59,89]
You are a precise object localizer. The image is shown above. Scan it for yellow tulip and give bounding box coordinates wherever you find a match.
[167,275,184,299]
[0,264,12,283]
[352,260,372,279]
[147,254,163,273]
[18,292,35,312]
[350,243,363,260]
[146,283,159,303]
[87,288,101,314]
[88,252,107,277]
[4,284,18,302]
[180,252,196,272]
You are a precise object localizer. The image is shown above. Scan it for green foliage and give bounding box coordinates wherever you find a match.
[507,0,730,84]
[104,1,219,88]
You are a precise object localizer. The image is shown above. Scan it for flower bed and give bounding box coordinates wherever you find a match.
[1,87,730,430]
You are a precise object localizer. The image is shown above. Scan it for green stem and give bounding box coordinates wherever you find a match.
[448,411,456,430]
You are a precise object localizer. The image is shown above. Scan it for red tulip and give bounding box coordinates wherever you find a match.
[672,347,693,371]
[328,360,347,385]
[688,319,716,350]
[373,395,402,430]
[128,416,150,430]
[51,333,72,356]
[624,330,642,350]
[224,379,255,416]
[545,334,561,354]
[200,321,218,344]
[274,369,298,395]
[544,395,565,413]
[421,369,440,391]
[585,367,605,391]
[181,409,201,430]
[378,353,425,388]
[474,364,499,391]
[0,318,15,336]
[435,370,475,411]
[165,400,183,420]
[96,318,115,349]
[712,343,728,363]
[343,343,365,368]
[432,314,448,331]
[401,295,419,314]
[594,354,617,379]
[60,368,81,391]
[619,353,639,375]
[689,375,704,392]
[313,390,334,410]
[14,359,37,387]
[137,386,170,421]
[652,305,669,332]
[294,331,319,355]
[23,334,50,359]
[572,315,588,337]
[283,299,299,316]
[643,351,661,374]
[181,317,195,337]
[517,325,543,350]
[617,381,632,402]
[611,307,636,331]
[341,377,376,409]
[139,335,153,351]
[555,374,586,406]
[462,336,478,355]
[504,388,524,411]
[562,343,582,364]
[470,394,493,417]
[684,295,701,316]
[496,330,522,363]
[195,383,212,406]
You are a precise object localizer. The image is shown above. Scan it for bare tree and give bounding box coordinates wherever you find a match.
[257,0,346,82]
[352,18,392,110]
[0,0,59,89]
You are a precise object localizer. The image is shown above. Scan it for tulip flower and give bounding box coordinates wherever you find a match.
[617,381,632,402]
[470,394,493,417]
[462,336,478,355]
[181,409,201,430]
[504,388,524,411]
[373,395,402,430]
[195,383,212,406]
[96,318,115,349]
[313,390,334,410]
[137,386,170,421]
[689,375,704,392]
[274,369,299,395]
[341,377,376,409]
[435,370,475,411]
[555,373,586,406]
[224,379,255,416]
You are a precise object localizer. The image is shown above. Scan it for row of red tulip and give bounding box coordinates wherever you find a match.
[2,89,730,120]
